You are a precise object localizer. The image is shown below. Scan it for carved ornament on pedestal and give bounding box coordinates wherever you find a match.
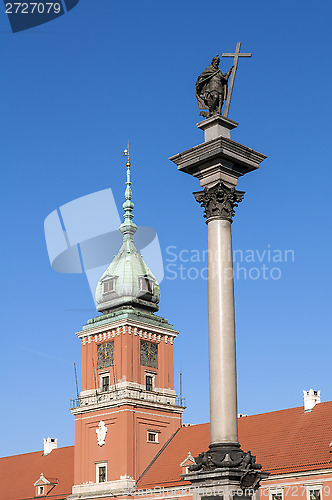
[188,443,264,489]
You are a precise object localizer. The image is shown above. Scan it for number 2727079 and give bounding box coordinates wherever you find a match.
[5,3,61,14]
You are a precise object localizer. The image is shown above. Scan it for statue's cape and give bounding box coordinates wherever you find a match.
[196,64,220,91]
[196,64,227,110]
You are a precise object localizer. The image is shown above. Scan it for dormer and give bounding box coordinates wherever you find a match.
[180,451,195,475]
[34,473,58,497]
[101,276,118,295]
[138,274,156,298]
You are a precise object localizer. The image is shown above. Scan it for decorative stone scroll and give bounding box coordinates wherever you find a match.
[194,181,245,223]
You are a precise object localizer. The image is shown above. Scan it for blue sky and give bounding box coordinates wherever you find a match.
[0,0,331,457]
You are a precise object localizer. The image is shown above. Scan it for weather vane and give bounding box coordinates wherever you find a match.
[196,42,252,118]
[122,141,130,161]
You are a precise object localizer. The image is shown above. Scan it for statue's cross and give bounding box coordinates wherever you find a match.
[222,42,252,118]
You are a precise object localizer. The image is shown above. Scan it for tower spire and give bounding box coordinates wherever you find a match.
[95,142,160,313]
[120,143,137,240]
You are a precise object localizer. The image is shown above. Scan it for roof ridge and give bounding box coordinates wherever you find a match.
[0,444,74,460]
[246,400,332,418]
[171,407,304,429]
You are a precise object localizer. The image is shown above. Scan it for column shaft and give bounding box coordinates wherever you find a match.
[207,219,238,445]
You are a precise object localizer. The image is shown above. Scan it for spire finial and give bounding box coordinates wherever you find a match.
[122,141,131,201]
[120,142,137,239]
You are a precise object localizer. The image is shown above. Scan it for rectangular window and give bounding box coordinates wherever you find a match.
[269,489,283,500]
[309,491,321,500]
[146,374,153,392]
[147,431,158,443]
[95,462,108,484]
[103,279,115,293]
[101,375,110,392]
[98,465,106,483]
[139,277,153,293]
[38,486,45,495]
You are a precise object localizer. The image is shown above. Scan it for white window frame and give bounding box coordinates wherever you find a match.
[269,489,283,500]
[306,485,323,500]
[99,372,110,392]
[38,485,45,495]
[103,278,116,294]
[139,276,154,293]
[96,461,108,483]
[145,371,156,392]
[147,430,159,443]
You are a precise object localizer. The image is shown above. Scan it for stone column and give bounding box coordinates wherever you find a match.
[194,182,244,446]
[170,115,268,492]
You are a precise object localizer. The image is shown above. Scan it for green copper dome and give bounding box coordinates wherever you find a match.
[95,154,160,314]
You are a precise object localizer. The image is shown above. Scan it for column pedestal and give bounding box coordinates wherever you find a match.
[197,114,238,141]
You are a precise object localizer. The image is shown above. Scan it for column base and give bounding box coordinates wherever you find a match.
[184,442,268,490]
[183,473,263,500]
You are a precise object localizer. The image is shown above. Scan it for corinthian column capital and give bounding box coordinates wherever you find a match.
[194,182,245,223]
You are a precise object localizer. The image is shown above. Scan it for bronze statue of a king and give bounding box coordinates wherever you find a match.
[196,54,233,117]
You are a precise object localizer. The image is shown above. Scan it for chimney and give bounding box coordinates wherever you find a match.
[303,389,321,411]
[43,437,58,455]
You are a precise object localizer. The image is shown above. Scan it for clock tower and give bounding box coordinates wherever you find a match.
[69,154,185,499]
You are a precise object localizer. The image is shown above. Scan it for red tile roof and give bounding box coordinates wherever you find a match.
[2,402,332,497]
[0,446,74,500]
[138,402,332,488]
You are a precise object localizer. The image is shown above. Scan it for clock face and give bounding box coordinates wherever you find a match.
[97,341,114,369]
[140,341,158,369]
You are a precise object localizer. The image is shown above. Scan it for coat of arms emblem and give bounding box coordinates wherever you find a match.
[96,421,107,447]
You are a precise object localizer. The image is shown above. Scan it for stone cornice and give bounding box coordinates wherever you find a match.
[169,136,267,178]
[85,307,174,331]
[76,320,179,344]
[194,182,245,223]
[129,469,332,498]
[261,468,332,481]
[71,395,185,416]
[69,476,136,499]
[81,381,176,399]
